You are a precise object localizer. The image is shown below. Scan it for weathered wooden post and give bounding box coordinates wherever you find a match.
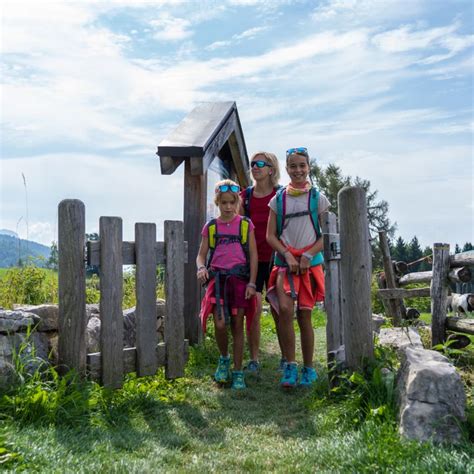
[99,216,123,388]
[58,199,87,375]
[321,211,344,374]
[379,231,404,326]
[338,186,374,370]
[164,220,185,378]
[157,102,250,345]
[431,243,450,346]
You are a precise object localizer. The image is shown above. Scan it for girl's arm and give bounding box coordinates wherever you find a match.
[266,209,299,273]
[245,230,258,299]
[299,217,325,273]
[196,236,209,284]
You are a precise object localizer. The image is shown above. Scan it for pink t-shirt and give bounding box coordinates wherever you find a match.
[201,215,254,270]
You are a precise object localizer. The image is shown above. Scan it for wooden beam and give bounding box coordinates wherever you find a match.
[58,199,87,376]
[378,287,431,299]
[87,240,188,266]
[399,271,433,286]
[159,155,184,175]
[431,243,450,346]
[450,253,474,267]
[449,266,472,283]
[446,317,474,336]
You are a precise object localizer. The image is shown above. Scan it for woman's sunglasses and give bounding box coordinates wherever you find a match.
[286,147,308,157]
[217,184,240,193]
[250,160,272,169]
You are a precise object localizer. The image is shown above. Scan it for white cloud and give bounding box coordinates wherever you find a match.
[150,13,193,41]
[206,25,269,50]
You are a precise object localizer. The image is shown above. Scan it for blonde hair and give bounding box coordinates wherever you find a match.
[249,151,281,187]
[213,179,241,206]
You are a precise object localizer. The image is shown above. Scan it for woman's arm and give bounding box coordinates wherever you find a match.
[196,236,209,284]
[245,230,258,299]
[266,209,299,273]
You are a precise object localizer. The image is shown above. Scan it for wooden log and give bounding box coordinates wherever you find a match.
[86,341,190,382]
[338,186,374,370]
[445,317,474,336]
[135,223,158,376]
[58,199,87,375]
[87,240,189,266]
[183,160,206,344]
[448,267,472,284]
[431,243,450,346]
[376,272,392,317]
[379,231,404,325]
[159,155,184,175]
[100,217,124,389]
[446,333,471,349]
[398,271,433,286]
[164,220,186,378]
[321,211,344,374]
[378,287,431,299]
[450,253,474,267]
[405,307,420,320]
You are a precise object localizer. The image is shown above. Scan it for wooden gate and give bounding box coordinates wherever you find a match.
[57,199,188,388]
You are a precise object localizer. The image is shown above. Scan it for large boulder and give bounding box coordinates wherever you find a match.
[0,310,40,334]
[378,327,423,351]
[397,347,466,444]
[14,304,59,332]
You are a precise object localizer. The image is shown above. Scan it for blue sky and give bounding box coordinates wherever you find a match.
[1,0,473,250]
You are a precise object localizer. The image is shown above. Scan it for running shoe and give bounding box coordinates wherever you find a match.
[299,366,318,387]
[280,362,298,388]
[244,360,261,378]
[231,370,246,390]
[214,355,231,384]
[278,357,287,372]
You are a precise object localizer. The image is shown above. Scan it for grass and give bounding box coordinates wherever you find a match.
[1,309,473,472]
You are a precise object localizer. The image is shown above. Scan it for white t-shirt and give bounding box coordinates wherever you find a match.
[268,190,330,249]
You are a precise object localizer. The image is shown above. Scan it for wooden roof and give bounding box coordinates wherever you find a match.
[157,102,250,185]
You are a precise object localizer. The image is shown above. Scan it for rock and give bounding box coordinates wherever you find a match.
[397,347,466,443]
[372,314,386,333]
[0,360,18,389]
[86,316,101,353]
[378,327,423,351]
[14,304,59,332]
[0,310,40,334]
[86,304,100,320]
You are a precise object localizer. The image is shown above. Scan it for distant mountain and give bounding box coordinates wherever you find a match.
[0,233,51,268]
[0,229,19,238]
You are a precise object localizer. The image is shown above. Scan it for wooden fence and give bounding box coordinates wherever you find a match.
[58,199,188,388]
[376,235,474,346]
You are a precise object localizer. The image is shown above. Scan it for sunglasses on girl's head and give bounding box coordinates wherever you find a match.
[217,184,240,193]
[286,147,308,157]
[250,160,272,169]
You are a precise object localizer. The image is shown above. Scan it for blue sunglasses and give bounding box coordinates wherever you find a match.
[217,184,240,193]
[250,160,272,169]
[286,147,308,157]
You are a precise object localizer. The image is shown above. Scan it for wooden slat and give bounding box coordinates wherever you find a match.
[158,102,235,157]
[378,287,431,299]
[164,220,186,378]
[135,223,158,376]
[446,317,474,336]
[58,199,87,375]
[183,160,206,344]
[398,271,433,286]
[227,128,250,188]
[87,240,188,266]
[159,155,184,175]
[339,187,373,370]
[379,231,404,325]
[100,217,124,389]
[321,212,344,376]
[450,253,474,267]
[431,243,450,346]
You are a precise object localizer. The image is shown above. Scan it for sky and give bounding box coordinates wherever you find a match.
[1,0,473,252]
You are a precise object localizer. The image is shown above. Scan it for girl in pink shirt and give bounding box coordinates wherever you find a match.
[196,179,258,390]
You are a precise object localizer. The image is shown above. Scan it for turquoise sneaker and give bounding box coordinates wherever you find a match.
[280,362,298,388]
[244,360,260,379]
[278,357,287,372]
[214,355,231,384]
[299,366,318,387]
[231,370,246,390]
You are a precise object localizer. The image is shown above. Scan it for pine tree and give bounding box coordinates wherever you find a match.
[393,237,408,262]
[462,242,473,252]
[47,241,58,271]
[407,236,423,271]
[455,244,462,254]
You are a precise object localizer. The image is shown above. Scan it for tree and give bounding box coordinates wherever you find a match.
[392,236,408,262]
[462,242,473,252]
[86,232,99,277]
[455,244,462,254]
[407,236,423,271]
[47,241,58,271]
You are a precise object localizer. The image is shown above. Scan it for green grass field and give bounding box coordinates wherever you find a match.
[1,310,473,472]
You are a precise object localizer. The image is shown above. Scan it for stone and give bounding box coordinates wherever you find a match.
[14,304,59,332]
[86,304,100,320]
[397,347,466,444]
[378,327,423,351]
[372,314,386,333]
[87,316,101,353]
[0,310,40,334]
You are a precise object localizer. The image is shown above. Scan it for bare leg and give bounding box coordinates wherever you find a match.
[271,306,286,360]
[276,272,296,363]
[297,309,314,367]
[232,310,245,370]
[248,293,261,361]
[213,310,228,356]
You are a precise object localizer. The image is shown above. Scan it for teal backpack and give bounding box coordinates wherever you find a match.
[274,186,324,267]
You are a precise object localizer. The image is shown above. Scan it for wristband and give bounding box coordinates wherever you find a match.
[247,283,256,289]
[197,265,206,272]
[302,252,313,261]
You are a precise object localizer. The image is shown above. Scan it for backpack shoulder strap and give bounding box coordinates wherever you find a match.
[207,218,218,249]
[308,188,321,238]
[275,186,286,237]
[240,216,251,246]
[243,186,253,217]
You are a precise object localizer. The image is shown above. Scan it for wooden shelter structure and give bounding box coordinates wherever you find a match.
[157,102,250,344]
